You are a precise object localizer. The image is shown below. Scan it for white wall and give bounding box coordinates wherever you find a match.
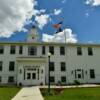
[0,43,100,85]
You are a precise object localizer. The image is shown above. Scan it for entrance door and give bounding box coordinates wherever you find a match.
[75,69,84,81]
[25,69,38,85]
[27,72,36,80]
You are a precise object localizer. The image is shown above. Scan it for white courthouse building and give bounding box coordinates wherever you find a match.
[0,27,100,86]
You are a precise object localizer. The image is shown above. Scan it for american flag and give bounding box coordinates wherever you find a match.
[53,21,63,29]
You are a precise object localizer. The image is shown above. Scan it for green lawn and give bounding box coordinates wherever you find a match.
[41,87,100,100]
[0,86,21,100]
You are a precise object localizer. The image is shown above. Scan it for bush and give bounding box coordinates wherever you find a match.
[74,80,80,85]
[54,87,64,94]
[40,82,43,86]
[56,81,62,86]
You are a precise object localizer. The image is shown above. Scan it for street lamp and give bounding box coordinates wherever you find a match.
[47,52,51,95]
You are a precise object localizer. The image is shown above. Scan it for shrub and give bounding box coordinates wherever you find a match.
[74,80,80,85]
[54,87,64,94]
[56,81,62,86]
[40,82,43,86]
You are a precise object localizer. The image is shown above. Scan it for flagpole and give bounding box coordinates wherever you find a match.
[64,29,66,43]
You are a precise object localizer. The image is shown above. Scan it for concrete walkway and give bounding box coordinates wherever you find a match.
[12,84,100,100]
[12,86,44,100]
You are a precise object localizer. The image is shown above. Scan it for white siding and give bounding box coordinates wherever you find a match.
[0,43,100,85]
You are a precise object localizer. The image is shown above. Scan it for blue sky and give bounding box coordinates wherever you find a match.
[0,0,100,43]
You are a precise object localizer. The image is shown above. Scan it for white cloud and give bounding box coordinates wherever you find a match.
[33,9,41,15]
[0,0,35,38]
[62,0,67,3]
[42,28,77,43]
[85,12,90,17]
[40,9,46,13]
[54,9,62,15]
[35,14,50,29]
[22,28,28,32]
[88,41,94,44]
[86,0,100,6]
[33,9,46,15]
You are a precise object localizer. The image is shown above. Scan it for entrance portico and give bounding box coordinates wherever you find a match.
[17,57,46,86]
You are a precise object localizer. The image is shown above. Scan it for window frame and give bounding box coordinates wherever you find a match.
[19,46,23,54]
[10,45,16,54]
[8,76,14,83]
[49,62,55,71]
[61,76,66,83]
[0,46,4,54]
[60,46,65,55]
[9,61,15,71]
[90,69,95,79]
[61,62,66,71]
[0,61,3,71]
[77,47,82,55]
[88,47,93,56]
[50,76,55,83]
[28,46,37,56]
[49,46,54,55]
[0,76,1,82]
[42,46,45,55]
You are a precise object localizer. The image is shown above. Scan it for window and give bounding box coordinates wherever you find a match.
[60,46,65,55]
[0,61,2,71]
[88,47,93,56]
[75,69,84,79]
[77,47,82,55]
[28,46,37,55]
[61,76,66,82]
[49,62,55,71]
[42,46,45,55]
[19,46,23,54]
[38,69,39,80]
[90,69,95,79]
[0,46,4,54]
[27,73,31,79]
[77,74,81,78]
[61,62,66,71]
[10,45,16,54]
[0,76,1,82]
[32,73,36,79]
[9,61,15,71]
[49,46,54,55]
[8,76,14,83]
[50,76,55,82]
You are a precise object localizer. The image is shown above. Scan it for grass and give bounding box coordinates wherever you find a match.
[0,86,21,100]
[41,87,100,100]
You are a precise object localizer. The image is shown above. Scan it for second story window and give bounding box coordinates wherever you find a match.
[42,46,45,55]
[10,45,16,54]
[77,47,82,55]
[0,61,3,71]
[9,61,15,71]
[28,46,37,55]
[19,46,23,54]
[0,46,4,54]
[49,62,55,71]
[49,46,54,55]
[61,62,66,71]
[60,46,65,55]
[88,47,93,56]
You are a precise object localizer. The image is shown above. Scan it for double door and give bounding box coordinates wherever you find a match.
[25,69,38,85]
